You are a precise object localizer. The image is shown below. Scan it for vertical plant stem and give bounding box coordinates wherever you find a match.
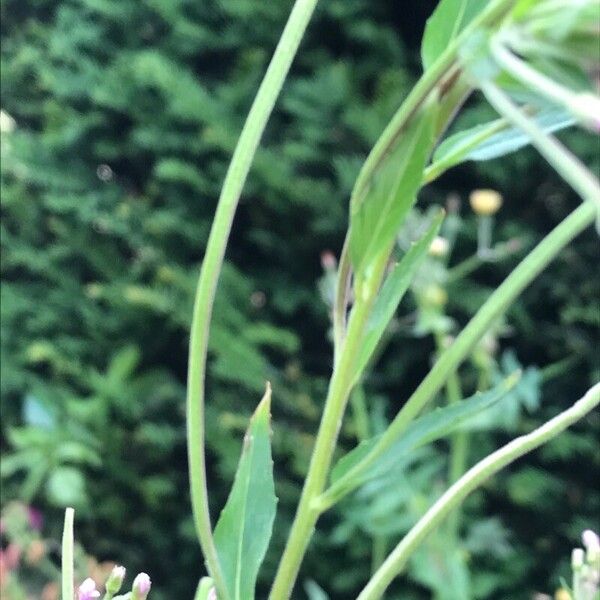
[333,236,352,363]
[350,385,371,442]
[319,201,597,507]
[270,256,389,600]
[185,1,319,596]
[435,332,467,540]
[356,382,600,600]
[62,507,74,600]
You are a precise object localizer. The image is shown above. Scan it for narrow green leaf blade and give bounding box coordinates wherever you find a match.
[213,385,277,600]
[331,373,520,486]
[421,0,488,69]
[349,107,437,275]
[432,106,574,170]
[354,211,444,381]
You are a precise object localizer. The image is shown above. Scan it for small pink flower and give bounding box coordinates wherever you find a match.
[78,578,100,600]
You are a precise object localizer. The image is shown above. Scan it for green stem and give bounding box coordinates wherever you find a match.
[269,256,389,600]
[490,38,598,129]
[333,235,352,363]
[491,40,572,103]
[351,385,371,442]
[447,238,524,282]
[185,1,319,596]
[318,201,596,508]
[350,0,515,208]
[435,333,466,540]
[480,81,600,206]
[356,382,600,600]
[61,507,74,600]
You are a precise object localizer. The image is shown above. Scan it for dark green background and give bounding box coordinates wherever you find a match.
[1,1,598,598]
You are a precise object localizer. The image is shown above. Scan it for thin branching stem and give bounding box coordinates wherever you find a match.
[318,201,597,508]
[357,382,600,600]
[185,1,319,596]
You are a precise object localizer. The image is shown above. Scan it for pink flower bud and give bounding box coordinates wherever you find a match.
[320,250,337,271]
[132,572,151,599]
[78,578,100,600]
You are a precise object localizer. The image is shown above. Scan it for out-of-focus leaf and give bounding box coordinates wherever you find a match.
[46,466,86,507]
[331,373,519,486]
[421,0,488,69]
[55,441,102,467]
[411,544,470,600]
[23,394,56,429]
[0,449,40,478]
[106,345,141,382]
[431,107,574,170]
[213,385,277,600]
[304,579,330,600]
[354,211,444,380]
[348,106,437,276]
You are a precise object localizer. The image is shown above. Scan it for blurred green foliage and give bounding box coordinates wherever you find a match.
[1,1,598,599]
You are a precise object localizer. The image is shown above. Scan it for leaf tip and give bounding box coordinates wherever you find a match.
[252,381,272,425]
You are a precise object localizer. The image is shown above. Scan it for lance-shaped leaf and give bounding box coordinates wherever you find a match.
[353,211,444,383]
[330,373,520,489]
[213,384,277,600]
[349,106,437,276]
[430,106,575,172]
[421,0,488,69]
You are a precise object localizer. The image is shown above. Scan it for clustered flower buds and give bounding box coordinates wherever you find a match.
[77,568,151,600]
[570,529,600,600]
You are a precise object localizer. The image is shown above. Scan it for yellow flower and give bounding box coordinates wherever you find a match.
[554,588,572,600]
[469,189,503,216]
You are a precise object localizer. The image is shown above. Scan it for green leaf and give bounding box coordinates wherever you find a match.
[331,373,520,486]
[354,211,444,381]
[46,466,87,507]
[213,385,277,600]
[431,106,574,170]
[349,106,437,276]
[421,0,488,69]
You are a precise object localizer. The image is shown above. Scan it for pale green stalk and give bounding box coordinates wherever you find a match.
[490,40,582,108]
[356,382,600,600]
[62,507,74,600]
[269,254,389,600]
[318,201,597,508]
[480,81,600,207]
[185,1,319,597]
